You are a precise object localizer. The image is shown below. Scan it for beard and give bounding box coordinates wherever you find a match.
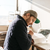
[26,17,31,26]
[26,18,30,26]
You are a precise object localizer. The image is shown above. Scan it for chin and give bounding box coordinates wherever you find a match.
[27,24,29,26]
[27,25,28,26]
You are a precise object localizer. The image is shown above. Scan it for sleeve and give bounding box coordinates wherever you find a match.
[14,20,32,50]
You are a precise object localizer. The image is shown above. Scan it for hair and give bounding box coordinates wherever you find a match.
[23,11,27,16]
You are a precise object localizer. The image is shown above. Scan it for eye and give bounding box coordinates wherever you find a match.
[32,19,36,22]
[32,20,34,22]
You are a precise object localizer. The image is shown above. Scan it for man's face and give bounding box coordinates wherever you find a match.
[26,16,36,26]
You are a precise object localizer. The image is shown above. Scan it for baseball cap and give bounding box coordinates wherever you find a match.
[24,10,40,23]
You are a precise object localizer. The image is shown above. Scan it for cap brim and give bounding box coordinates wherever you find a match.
[35,18,40,24]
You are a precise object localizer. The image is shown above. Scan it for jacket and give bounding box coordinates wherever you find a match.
[4,15,32,50]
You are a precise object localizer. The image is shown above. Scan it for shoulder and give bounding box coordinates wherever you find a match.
[17,20,25,26]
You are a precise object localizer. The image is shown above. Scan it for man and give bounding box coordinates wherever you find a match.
[4,10,37,50]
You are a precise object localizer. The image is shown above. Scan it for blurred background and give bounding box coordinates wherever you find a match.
[0,0,50,29]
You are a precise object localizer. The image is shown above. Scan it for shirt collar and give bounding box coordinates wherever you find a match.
[17,15,27,26]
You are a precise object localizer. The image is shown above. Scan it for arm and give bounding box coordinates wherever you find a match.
[14,20,32,50]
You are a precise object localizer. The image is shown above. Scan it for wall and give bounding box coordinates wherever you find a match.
[18,0,32,15]
[31,4,50,29]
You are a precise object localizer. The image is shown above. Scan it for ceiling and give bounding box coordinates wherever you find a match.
[26,0,50,12]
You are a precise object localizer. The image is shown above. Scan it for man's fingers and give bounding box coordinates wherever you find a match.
[29,30,33,33]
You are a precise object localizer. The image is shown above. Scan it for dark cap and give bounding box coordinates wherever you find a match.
[24,10,37,18]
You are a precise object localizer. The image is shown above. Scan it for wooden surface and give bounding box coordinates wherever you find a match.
[32,44,45,50]
[0,31,7,47]
[32,43,50,50]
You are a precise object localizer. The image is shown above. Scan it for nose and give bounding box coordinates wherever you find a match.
[30,21,34,25]
[30,20,33,24]
[29,22,33,25]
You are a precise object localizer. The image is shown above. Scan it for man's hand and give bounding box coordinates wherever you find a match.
[28,30,33,36]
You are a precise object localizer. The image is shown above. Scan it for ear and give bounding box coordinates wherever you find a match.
[26,13,30,16]
[26,13,30,19]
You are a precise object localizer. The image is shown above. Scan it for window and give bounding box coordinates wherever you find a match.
[0,0,16,25]
[0,0,16,16]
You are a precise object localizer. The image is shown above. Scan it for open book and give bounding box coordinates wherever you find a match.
[32,33,50,44]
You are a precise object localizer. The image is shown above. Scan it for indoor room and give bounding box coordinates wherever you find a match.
[0,0,50,50]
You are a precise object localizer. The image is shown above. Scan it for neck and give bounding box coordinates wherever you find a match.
[22,16,26,21]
